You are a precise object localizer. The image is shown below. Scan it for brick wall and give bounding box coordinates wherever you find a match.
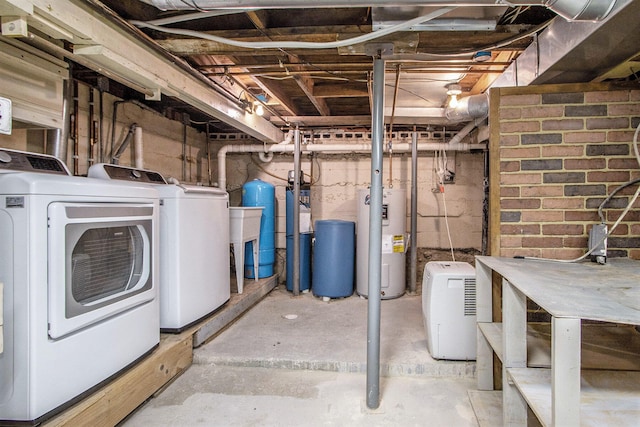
[490,83,640,260]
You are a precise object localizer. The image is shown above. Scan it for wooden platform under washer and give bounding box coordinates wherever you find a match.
[43,275,277,427]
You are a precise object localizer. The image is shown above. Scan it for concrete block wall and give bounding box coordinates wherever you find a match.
[0,86,208,182]
[490,83,640,260]
[214,137,485,252]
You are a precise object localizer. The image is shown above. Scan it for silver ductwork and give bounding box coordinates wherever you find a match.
[445,93,489,122]
[140,0,617,22]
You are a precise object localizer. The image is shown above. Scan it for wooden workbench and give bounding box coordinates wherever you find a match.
[471,256,640,427]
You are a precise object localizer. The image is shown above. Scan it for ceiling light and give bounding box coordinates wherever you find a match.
[254,103,264,116]
[445,83,462,96]
[445,83,462,108]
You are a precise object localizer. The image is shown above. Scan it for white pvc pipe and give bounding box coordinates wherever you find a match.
[140,0,616,21]
[448,116,487,146]
[134,125,144,169]
[132,7,455,50]
[217,140,485,190]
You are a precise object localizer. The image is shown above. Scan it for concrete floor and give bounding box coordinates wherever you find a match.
[122,286,479,426]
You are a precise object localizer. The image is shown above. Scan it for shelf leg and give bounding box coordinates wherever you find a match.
[477,324,494,390]
[476,261,494,390]
[502,279,527,426]
[552,317,581,426]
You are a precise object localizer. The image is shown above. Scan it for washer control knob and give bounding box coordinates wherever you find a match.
[0,151,12,163]
[131,169,142,179]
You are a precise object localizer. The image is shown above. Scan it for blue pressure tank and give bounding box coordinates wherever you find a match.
[242,179,275,278]
[312,220,355,298]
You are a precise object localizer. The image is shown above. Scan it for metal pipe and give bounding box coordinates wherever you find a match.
[72,80,79,175]
[112,123,137,164]
[216,141,485,190]
[134,125,144,169]
[409,129,418,294]
[206,122,213,186]
[97,77,107,164]
[366,54,385,410]
[388,64,401,188]
[293,127,301,296]
[46,77,71,164]
[88,87,95,167]
[182,115,188,182]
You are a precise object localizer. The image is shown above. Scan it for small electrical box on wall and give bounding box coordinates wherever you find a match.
[0,97,12,135]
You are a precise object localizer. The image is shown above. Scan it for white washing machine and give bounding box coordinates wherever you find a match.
[88,163,230,332]
[0,148,160,424]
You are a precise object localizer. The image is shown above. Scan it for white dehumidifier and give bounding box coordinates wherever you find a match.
[422,261,477,360]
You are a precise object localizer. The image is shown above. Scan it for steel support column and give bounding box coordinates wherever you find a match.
[366,55,385,410]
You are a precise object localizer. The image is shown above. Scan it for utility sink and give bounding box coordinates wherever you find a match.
[229,207,263,294]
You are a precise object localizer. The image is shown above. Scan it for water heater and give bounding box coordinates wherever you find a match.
[356,188,406,299]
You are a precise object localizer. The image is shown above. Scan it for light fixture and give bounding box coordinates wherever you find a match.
[445,83,462,108]
[253,93,268,116]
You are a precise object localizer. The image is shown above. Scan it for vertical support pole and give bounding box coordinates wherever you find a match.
[366,54,385,410]
[409,129,418,294]
[293,127,301,296]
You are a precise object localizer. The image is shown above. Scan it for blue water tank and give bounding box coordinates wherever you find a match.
[286,187,310,236]
[312,220,355,298]
[242,179,275,278]
[286,232,312,292]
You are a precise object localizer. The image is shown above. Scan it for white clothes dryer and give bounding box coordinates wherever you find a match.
[0,148,160,424]
[88,164,230,332]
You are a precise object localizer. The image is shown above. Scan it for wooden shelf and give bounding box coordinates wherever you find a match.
[508,368,640,427]
[475,256,640,426]
[468,390,503,427]
[478,322,640,370]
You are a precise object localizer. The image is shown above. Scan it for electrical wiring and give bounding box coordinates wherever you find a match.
[131,7,456,50]
[433,146,456,262]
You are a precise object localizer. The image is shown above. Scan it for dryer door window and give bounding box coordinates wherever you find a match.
[47,203,156,340]
[71,225,145,304]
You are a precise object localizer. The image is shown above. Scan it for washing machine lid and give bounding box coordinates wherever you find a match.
[0,148,70,175]
[88,163,167,184]
[89,163,227,199]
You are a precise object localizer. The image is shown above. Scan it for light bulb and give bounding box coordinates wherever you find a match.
[448,94,458,108]
[255,103,264,116]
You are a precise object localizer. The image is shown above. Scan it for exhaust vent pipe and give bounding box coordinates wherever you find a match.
[140,0,617,22]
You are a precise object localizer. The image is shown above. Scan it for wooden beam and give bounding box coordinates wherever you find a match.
[271,115,371,127]
[469,51,517,95]
[314,83,369,98]
[252,76,300,116]
[245,10,270,29]
[288,55,330,116]
[294,74,331,116]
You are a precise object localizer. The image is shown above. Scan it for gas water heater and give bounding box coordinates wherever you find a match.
[356,188,406,299]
